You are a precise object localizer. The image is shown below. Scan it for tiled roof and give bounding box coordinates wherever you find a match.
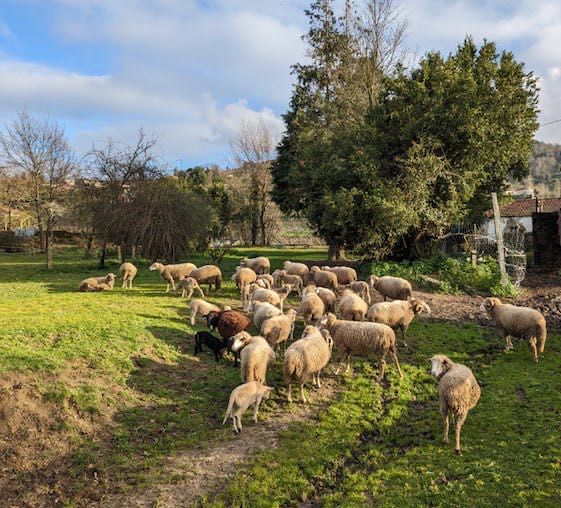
[491,198,561,217]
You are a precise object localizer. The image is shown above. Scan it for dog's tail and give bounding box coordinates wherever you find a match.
[222,396,234,425]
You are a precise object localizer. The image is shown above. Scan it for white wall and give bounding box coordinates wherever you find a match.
[485,216,533,237]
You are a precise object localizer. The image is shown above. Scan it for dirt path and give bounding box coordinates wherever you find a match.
[98,377,339,507]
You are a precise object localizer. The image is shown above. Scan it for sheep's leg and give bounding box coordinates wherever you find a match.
[280,300,284,313]
[443,414,450,444]
[190,312,196,326]
[300,383,307,403]
[237,416,242,432]
[317,370,322,388]
[377,357,386,382]
[391,351,404,379]
[401,326,408,348]
[455,412,467,454]
[122,280,126,289]
[529,337,538,363]
[345,353,352,373]
[503,334,513,352]
[253,397,261,423]
[286,382,293,403]
[198,286,205,298]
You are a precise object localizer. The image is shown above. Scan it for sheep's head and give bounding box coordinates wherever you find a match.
[261,385,274,400]
[106,273,116,283]
[230,331,252,352]
[410,298,431,315]
[430,355,453,379]
[321,266,331,271]
[184,277,198,288]
[206,311,220,330]
[303,284,317,296]
[480,297,501,315]
[149,262,163,271]
[320,313,337,329]
[240,258,248,267]
[286,308,297,321]
[368,275,379,287]
[321,329,334,351]
[310,266,320,274]
[283,260,291,269]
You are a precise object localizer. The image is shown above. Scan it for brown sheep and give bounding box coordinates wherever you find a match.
[431,355,481,455]
[191,265,222,291]
[480,297,547,362]
[207,309,251,342]
[368,275,412,301]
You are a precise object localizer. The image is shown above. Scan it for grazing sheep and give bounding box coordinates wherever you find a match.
[260,309,297,351]
[232,266,257,290]
[338,289,368,321]
[284,325,334,403]
[176,276,205,299]
[240,256,271,275]
[119,262,137,289]
[284,260,310,285]
[431,355,481,455]
[271,269,284,288]
[299,286,325,325]
[222,381,274,433]
[78,273,116,292]
[480,297,547,362]
[350,280,371,305]
[230,331,276,383]
[193,331,228,363]
[149,262,197,292]
[257,273,274,288]
[321,313,403,381]
[309,266,338,290]
[189,299,221,326]
[322,266,357,285]
[315,286,337,314]
[368,275,412,301]
[278,270,303,296]
[252,301,282,330]
[191,265,222,291]
[207,310,252,367]
[251,286,293,312]
[366,298,431,347]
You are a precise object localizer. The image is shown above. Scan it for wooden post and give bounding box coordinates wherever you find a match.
[491,192,509,286]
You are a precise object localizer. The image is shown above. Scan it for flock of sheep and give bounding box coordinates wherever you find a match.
[78,256,548,455]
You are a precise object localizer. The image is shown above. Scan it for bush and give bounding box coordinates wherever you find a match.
[0,231,34,253]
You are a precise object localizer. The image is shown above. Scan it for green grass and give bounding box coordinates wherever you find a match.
[1,247,560,506]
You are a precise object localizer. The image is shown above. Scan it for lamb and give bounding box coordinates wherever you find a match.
[149,262,197,292]
[278,270,304,296]
[338,289,368,321]
[309,266,338,290]
[207,309,252,366]
[78,273,116,292]
[250,286,293,312]
[190,265,222,291]
[315,286,337,314]
[283,260,310,285]
[368,275,412,301]
[366,298,431,347]
[321,313,403,381]
[322,266,357,285]
[260,309,297,351]
[252,301,282,330]
[257,273,274,288]
[350,280,371,305]
[188,299,221,326]
[240,256,271,275]
[119,262,137,289]
[230,331,276,383]
[193,331,228,363]
[284,325,334,403]
[231,266,257,290]
[299,285,325,325]
[430,355,481,455]
[222,381,274,433]
[271,269,283,288]
[480,297,547,362]
[176,276,205,299]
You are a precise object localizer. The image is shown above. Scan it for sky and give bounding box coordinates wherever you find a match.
[0,0,560,168]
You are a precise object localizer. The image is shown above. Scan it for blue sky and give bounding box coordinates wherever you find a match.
[0,0,560,168]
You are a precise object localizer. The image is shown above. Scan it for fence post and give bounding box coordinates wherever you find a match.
[491,192,509,286]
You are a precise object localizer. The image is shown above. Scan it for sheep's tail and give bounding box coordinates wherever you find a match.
[283,350,303,383]
[222,396,234,425]
[537,323,547,354]
[215,274,222,290]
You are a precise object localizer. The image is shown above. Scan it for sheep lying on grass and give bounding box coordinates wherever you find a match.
[368,275,412,301]
[189,299,221,326]
[367,298,431,347]
[119,262,137,289]
[78,273,116,292]
[190,265,222,291]
[260,309,297,352]
[321,313,403,381]
[222,381,273,433]
[322,266,357,285]
[480,297,547,362]
[240,256,270,275]
[299,286,325,325]
[176,277,204,299]
[350,280,371,305]
[310,266,338,290]
[284,261,310,285]
[231,331,276,383]
[338,289,368,321]
[252,301,282,330]
[149,262,196,292]
[284,325,333,403]
[431,355,481,455]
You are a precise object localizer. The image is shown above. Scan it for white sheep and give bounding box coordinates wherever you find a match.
[368,275,412,301]
[222,381,274,433]
[322,266,357,285]
[283,260,310,285]
[338,289,368,321]
[240,256,271,275]
[349,280,371,305]
[260,308,297,352]
[250,286,293,312]
[284,325,333,403]
[321,313,403,381]
[190,265,222,291]
[78,273,116,292]
[251,301,282,330]
[176,276,205,299]
[315,286,337,314]
[231,331,276,384]
[278,270,304,296]
[119,262,138,289]
[309,266,338,290]
[149,262,197,292]
[480,297,547,362]
[232,266,257,290]
[189,299,221,326]
[431,355,481,455]
[366,298,431,347]
[257,273,274,288]
[299,286,325,325]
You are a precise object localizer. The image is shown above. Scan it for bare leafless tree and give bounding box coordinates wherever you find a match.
[0,111,76,268]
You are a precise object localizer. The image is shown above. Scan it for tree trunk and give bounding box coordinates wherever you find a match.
[99,241,107,268]
[46,226,54,269]
[117,245,123,263]
[85,235,93,258]
[327,242,344,261]
[131,245,137,259]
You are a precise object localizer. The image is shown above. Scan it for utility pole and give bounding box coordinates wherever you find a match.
[491,192,509,286]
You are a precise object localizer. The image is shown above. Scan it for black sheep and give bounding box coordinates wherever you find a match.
[193,331,228,363]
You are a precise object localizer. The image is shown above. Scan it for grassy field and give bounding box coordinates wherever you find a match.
[1,247,560,506]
